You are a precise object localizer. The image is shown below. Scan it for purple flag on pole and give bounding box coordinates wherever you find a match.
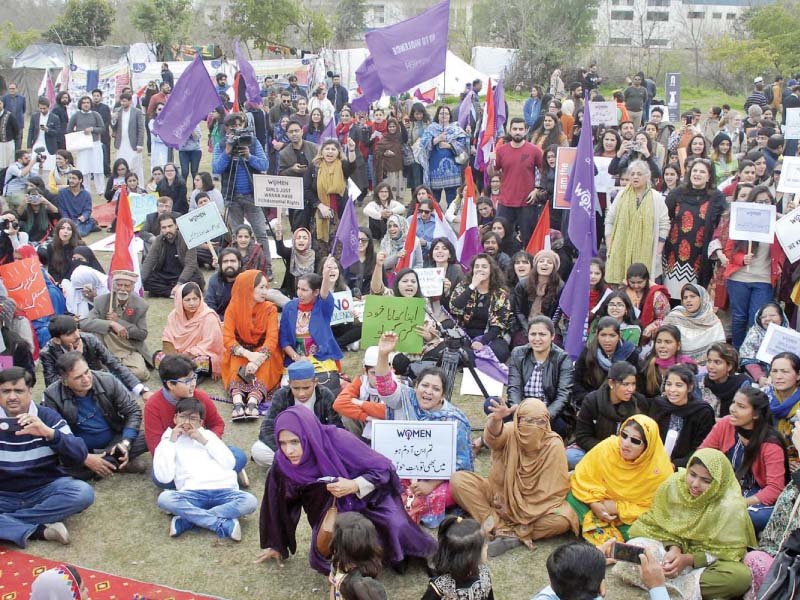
[365,0,450,95]
[153,54,219,149]
[494,80,507,130]
[558,96,597,360]
[333,190,360,269]
[351,56,383,113]
[235,40,262,105]
[457,90,474,129]
[320,115,336,141]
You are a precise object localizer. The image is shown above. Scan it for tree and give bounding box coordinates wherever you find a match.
[300,9,333,49]
[1,22,41,53]
[224,0,303,52]
[333,0,366,46]
[46,0,114,46]
[130,0,192,60]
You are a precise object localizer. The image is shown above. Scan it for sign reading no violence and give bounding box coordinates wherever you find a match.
[253,174,304,210]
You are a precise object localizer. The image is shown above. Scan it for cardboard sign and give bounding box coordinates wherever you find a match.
[728,202,776,244]
[785,107,800,140]
[589,102,618,127]
[777,156,800,193]
[253,174,304,209]
[593,156,614,194]
[756,323,800,364]
[414,267,445,297]
[331,290,354,326]
[0,257,54,321]
[553,147,578,209]
[360,295,426,354]
[65,131,94,152]
[776,205,800,263]
[371,420,457,479]
[129,193,158,228]
[665,72,681,123]
[176,203,228,249]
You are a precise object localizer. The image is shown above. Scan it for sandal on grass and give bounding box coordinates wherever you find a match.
[245,399,260,420]
[231,402,247,421]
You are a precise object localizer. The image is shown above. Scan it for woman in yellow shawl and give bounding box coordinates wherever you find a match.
[612,448,755,599]
[450,398,578,558]
[568,414,672,543]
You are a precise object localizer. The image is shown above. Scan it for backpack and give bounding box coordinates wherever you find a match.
[757,528,800,599]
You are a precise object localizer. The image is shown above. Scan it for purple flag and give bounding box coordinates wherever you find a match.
[494,80,507,130]
[351,56,383,113]
[235,40,262,105]
[153,54,219,149]
[320,115,336,141]
[333,191,360,269]
[365,0,450,95]
[558,96,597,360]
[457,90,474,129]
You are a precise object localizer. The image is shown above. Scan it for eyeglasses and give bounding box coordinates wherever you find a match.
[419,209,432,215]
[175,413,202,424]
[620,431,644,446]
[358,238,369,243]
[168,375,197,386]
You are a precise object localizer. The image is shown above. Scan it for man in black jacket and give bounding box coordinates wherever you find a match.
[251,361,343,468]
[91,89,112,176]
[42,352,146,479]
[140,212,204,297]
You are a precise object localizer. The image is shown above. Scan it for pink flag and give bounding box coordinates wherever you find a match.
[38,70,56,107]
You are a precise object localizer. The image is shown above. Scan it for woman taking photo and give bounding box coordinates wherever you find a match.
[608,132,662,183]
[511,249,563,344]
[663,284,725,364]
[416,105,469,207]
[362,182,405,240]
[45,218,104,284]
[530,114,568,149]
[700,343,752,418]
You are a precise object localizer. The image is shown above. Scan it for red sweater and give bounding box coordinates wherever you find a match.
[144,388,226,454]
[699,416,787,506]
[723,236,786,287]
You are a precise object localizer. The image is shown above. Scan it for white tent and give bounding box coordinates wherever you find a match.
[471,46,518,80]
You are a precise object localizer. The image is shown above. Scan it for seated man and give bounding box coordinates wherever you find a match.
[0,366,94,547]
[251,360,343,468]
[42,352,146,478]
[153,397,257,541]
[41,315,153,401]
[140,196,174,260]
[140,212,204,298]
[204,247,241,320]
[333,346,389,439]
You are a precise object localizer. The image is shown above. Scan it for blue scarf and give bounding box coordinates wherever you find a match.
[767,385,800,420]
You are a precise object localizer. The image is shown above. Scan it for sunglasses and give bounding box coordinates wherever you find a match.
[419,209,432,215]
[620,431,644,446]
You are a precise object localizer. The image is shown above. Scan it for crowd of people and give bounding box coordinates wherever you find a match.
[1,63,800,600]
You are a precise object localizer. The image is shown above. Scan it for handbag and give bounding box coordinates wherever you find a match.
[316,499,338,558]
[454,150,469,165]
[402,144,415,166]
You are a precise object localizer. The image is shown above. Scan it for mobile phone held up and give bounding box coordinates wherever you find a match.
[317,476,338,484]
[613,541,645,563]
[0,417,22,433]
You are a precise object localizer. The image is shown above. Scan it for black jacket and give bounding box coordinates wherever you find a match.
[259,385,343,450]
[512,279,564,332]
[649,395,716,468]
[27,112,62,155]
[572,342,641,410]
[507,344,574,419]
[42,370,143,440]
[574,386,651,453]
[157,178,189,215]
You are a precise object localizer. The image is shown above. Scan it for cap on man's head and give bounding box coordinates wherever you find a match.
[754,76,764,84]
[112,270,138,284]
[363,346,380,367]
[288,361,315,381]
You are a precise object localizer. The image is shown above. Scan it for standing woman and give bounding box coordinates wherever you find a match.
[0,98,19,169]
[157,163,188,215]
[363,182,405,240]
[657,162,680,195]
[664,284,725,364]
[343,227,375,300]
[530,114,568,150]
[372,118,405,198]
[406,102,430,191]
[643,122,667,170]
[149,102,169,170]
[608,132,662,183]
[662,159,726,299]
[66,96,104,194]
[416,105,469,208]
[711,132,738,185]
[303,108,325,144]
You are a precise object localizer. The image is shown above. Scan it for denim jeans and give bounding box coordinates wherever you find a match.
[0,477,94,547]
[157,488,257,536]
[75,217,97,237]
[566,446,586,470]
[225,194,270,260]
[725,279,774,348]
[152,445,248,489]
[179,149,202,182]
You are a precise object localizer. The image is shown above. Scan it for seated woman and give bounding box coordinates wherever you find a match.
[700,387,789,534]
[638,325,695,399]
[232,224,271,276]
[378,214,423,285]
[663,284,725,365]
[511,249,563,348]
[759,423,800,557]
[449,254,514,363]
[425,237,464,311]
[222,270,283,421]
[104,158,129,202]
[0,298,36,383]
[764,352,800,465]
[649,364,715,468]
[572,317,641,410]
[588,291,641,346]
[318,258,362,353]
[569,362,650,469]
[279,259,344,393]
[450,398,578,557]
[45,218,104,285]
[47,149,75,194]
[506,251,533,290]
[698,343,752,417]
[613,448,755,600]
[568,414,672,544]
[256,406,436,573]
[739,302,790,386]
[159,283,224,381]
[373,332,473,528]
[13,178,58,245]
[619,262,670,340]
[476,197,495,236]
[362,182,405,240]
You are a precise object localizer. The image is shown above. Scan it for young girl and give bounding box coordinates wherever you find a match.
[329,513,385,600]
[588,257,610,315]
[589,291,641,346]
[423,516,494,600]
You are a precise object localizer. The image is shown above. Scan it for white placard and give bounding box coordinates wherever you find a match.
[593,157,614,194]
[331,290,354,326]
[414,267,445,297]
[253,174,304,209]
[65,131,94,152]
[777,156,800,193]
[785,108,800,140]
[756,323,800,364]
[175,203,228,249]
[728,202,776,244]
[371,420,457,479]
[589,101,618,127]
[460,368,505,397]
[776,205,800,263]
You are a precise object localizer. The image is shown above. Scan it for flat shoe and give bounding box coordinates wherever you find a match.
[488,535,523,557]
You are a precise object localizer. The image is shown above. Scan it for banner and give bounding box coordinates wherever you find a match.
[0,257,54,321]
[775,205,800,263]
[589,102,617,127]
[414,267,445,297]
[594,157,614,194]
[175,203,227,249]
[777,156,800,192]
[728,202,776,244]
[360,295,426,353]
[553,147,578,209]
[331,290,354,326]
[371,420,457,479]
[253,175,304,209]
[665,72,681,123]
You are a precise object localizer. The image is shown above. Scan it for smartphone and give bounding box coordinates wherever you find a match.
[613,541,645,563]
[685,116,693,126]
[317,476,338,484]
[0,417,22,433]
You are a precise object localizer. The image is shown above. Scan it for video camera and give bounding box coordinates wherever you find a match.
[228,128,253,155]
[33,146,47,163]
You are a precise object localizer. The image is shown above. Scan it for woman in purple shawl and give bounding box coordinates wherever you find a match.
[255,406,436,573]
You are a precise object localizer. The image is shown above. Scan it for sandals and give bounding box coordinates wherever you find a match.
[244,398,260,420]
[231,402,247,422]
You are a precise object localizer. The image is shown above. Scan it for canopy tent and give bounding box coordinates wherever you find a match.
[12,43,132,70]
[471,46,518,80]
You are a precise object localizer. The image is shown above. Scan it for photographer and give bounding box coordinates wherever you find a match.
[0,212,29,264]
[608,131,661,184]
[13,179,59,245]
[211,113,270,259]
[3,149,39,197]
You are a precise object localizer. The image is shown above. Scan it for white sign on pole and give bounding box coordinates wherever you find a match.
[414,267,445,297]
[371,420,457,479]
[776,205,800,263]
[331,290,354,326]
[593,157,614,194]
[175,203,228,249]
[785,108,800,140]
[253,174,304,209]
[589,102,618,127]
[756,323,800,364]
[777,156,800,193]
[728,202,776,244]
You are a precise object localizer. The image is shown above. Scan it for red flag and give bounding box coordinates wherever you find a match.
[479,78,495,149]
[231,73,241,113]
[459,168,477,237]
[110,186,135,273]
[397,205,419,271]
[526,204,551,255]
[413,87,436,104]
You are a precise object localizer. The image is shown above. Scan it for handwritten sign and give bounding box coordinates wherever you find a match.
[553,147,578,209]
[371,420,457,479]
[253,174,304,209]
[776,205,800,263]
[129,193,158,228]
[414,267,445,297]
[360,295,425,354]
[777,156,800,193]
[729,202,776,244]
[785,108,800,140]
[176,203,228,249]
[756,323,800,364]
[0,257,54,320]
[589,101,618,127]
[331,290,354,326]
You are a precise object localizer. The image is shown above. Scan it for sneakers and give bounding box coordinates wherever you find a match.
[42,522,70,545]
[230,519,242,542]
[169,516,193,538]
[218,518,242,541]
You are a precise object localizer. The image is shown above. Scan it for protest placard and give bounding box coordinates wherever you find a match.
[594,157,614,194]
[728,202,776,244]
[460,369,505,397]
[371,420,457,479]
[331,290,354,326]
[253,174,304,209]
[360,295,426,353]
[756,323,800,364]
[589,102,618,127]
[129,193,158,228]
[777,156,800,193]
[785,107,800,140]
[0,257,54,320]
[65,131,94,152]
[414,267,445,297]
[775,205,800,263]
[176,203,228,249]
[553,147,578,209]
